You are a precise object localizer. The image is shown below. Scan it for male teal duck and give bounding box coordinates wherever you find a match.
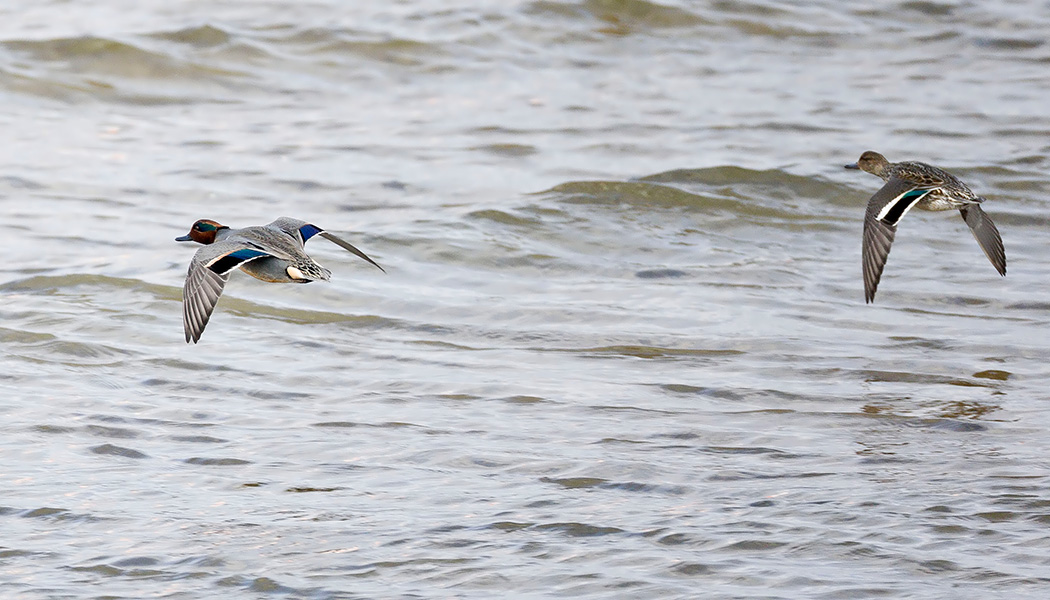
[846,151,1006,303]
[176,217,384,343]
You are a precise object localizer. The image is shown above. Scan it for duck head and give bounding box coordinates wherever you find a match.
[845,151,891,177]
[176,219,228,245]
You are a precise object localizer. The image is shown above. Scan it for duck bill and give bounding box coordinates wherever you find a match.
[175,234,193,242]
[844,162,860,169]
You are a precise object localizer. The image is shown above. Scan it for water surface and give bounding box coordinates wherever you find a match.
[2,1,1050,598]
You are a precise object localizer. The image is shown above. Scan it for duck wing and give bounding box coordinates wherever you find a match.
[183,241,271,343]
[862,177,935,303]
[959,204,1006,276]
[268,217,384,272]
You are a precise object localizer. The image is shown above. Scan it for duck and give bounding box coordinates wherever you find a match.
[176,217,384,343]
[845,151,1006,303]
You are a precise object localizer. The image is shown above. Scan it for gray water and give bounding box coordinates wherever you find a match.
[3,1,1050,598]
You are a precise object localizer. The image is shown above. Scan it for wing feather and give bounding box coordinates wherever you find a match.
[862,177,932,303]
[182,242,271,343]
[960,204,1006,276]
[318,231,385,272]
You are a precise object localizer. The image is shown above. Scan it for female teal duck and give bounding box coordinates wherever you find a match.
[845,151,1006,303]
[176,217,384,343]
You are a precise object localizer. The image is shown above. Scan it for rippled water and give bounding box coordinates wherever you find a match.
[3,1,1050,598]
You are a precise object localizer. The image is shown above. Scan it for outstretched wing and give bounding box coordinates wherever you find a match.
[183,242,271,343]
[960,204,1006,276]
[317,230,384,272]
[269,217,385,273]
[862,177,934,303]
[863,215,896,304]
